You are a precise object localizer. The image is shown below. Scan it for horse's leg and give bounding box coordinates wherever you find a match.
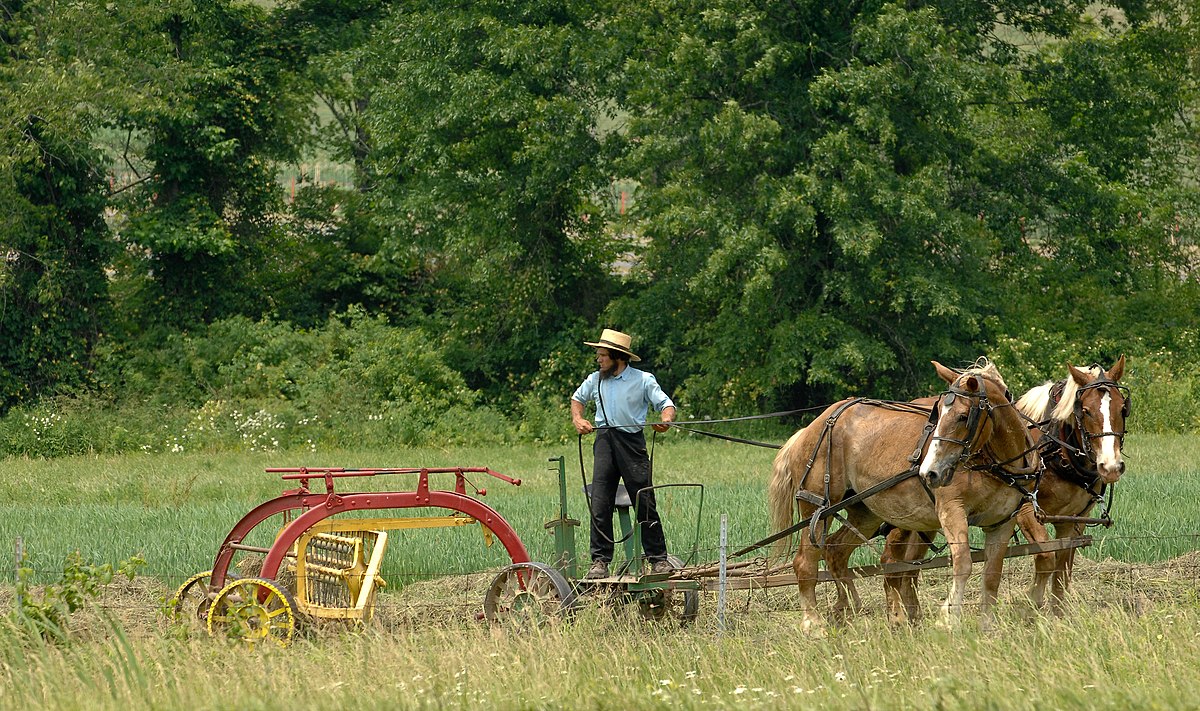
[824,508,882,624]
[824,524,863,624]
[936,498,971,628]
[882,528,928,626]
[979,518,1017,630]
[1015,502,1054,610]
[899,532,930,625]
[1050,521,1082,612]
[793,516,828,635]
[881,528,908,626]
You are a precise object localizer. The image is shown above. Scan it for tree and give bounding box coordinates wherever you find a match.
[110,1,309,328]
[0,0,114,411]
[275,0,393,194]
[358,0,622,396]
[606,0,1200,412]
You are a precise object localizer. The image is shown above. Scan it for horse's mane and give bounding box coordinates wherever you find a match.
[1014,364,1106,423]
[1015,382,1053,420]
[961,357,1008,393]
[1049,364,1104,423]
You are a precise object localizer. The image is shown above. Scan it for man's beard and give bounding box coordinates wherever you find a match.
[599,362,619,379]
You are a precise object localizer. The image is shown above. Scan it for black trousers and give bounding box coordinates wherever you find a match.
[589,429,668,563]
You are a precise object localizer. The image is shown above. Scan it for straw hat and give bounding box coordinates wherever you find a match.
[584,328,640,361]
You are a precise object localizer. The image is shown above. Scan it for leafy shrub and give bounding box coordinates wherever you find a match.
[10,551,144,644]
[0,309,520,457]
[1121,342,1200,434]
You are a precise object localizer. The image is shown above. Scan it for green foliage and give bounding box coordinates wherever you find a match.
[0,310,536,457]
[0,2,115,413]
[3,0,1200,448]
[10,551,144,644]
[256,185,430,327]
[607,0,1200,416]
[360,0,621,398]
[109,1,309,327]
[1120,334,1200,434]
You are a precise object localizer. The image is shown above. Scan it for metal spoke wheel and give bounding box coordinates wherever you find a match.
[207,577,298,647]
[637,555,699,624]
[483,562,577,624]
[168,570,214,627]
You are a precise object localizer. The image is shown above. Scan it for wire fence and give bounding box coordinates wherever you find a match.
[7,532,1199,637]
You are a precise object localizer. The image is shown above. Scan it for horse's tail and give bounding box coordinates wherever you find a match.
[768,425,815,558]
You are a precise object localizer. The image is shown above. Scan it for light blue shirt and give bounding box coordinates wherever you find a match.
[572,367,675,433]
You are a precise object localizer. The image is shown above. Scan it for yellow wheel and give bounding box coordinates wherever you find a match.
[207,577,298,647]
[168,570,213,627]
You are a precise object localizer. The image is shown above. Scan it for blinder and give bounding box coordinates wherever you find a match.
[929,382,992,460]
[1070,374,1130,454]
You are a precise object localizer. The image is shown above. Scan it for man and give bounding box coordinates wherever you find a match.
[571,328,677,579]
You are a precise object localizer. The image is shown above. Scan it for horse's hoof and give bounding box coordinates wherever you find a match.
[936,609,962,631]
[800,617,827,638]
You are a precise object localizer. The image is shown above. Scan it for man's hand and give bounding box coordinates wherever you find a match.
[652,406,676,433]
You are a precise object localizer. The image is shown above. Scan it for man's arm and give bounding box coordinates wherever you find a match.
[571,399,594,435]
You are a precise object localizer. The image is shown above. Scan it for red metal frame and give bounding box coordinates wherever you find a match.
[208,467,531,590]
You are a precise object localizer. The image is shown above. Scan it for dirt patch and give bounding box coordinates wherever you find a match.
[1,553,1196,641]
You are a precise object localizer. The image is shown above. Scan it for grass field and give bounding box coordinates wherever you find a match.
[1,435,1198,710]
[1,434,1196,587]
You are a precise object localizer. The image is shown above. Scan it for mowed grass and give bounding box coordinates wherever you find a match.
[1,435,1199,710]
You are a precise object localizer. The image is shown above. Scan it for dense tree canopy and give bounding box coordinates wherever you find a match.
[608,0,1199,411]
[0,0,1198,424]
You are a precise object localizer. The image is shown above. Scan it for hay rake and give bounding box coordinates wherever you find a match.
[169,466,529,646]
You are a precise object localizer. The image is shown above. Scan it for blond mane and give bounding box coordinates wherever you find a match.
[1014,365,1106,423]
[1049,364,1104,423]
[1015,382,1053,420]
[960,356,1008,393]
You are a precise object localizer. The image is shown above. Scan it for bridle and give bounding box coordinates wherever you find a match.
[1043,373,1130,480]
[920,372,1043,526]
[926,374,1011,467]
[1072,376,1131,456]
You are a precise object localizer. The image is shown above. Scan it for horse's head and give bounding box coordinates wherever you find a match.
[1062,355,1129,484]
[918,359,1013,488]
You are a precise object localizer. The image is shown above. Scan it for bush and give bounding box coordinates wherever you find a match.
[1120,340,1200,434]
[0,310,525,457]
[10,551,144,644]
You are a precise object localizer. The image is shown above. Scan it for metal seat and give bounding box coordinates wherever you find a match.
[584,483,633,509]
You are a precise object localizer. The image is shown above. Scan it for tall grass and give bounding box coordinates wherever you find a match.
[2,599,1199,710]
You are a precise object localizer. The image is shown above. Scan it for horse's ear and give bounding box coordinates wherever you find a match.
[1107,354,1126,382]
[1067,363,1091,387]
[966,375,980,393]
[931,360,957,385]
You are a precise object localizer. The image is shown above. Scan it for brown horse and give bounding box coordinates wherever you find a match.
[881,356,1129,621]
[768,359,1039,633]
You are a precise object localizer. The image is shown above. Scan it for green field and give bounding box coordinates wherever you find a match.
[1,435,1198,710]
[1,434,1196,588]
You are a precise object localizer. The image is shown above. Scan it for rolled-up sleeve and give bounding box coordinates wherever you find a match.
[644,373,674,412]
[572,372,597,405]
